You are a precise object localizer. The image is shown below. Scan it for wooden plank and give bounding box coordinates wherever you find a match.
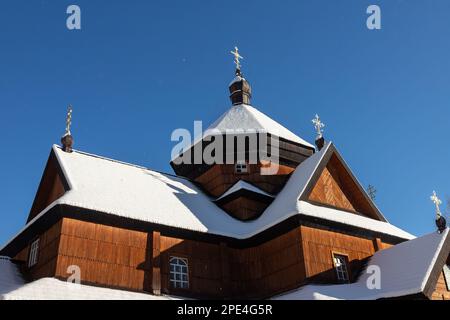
[152,231,161,296]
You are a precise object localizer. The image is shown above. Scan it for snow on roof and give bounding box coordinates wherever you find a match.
[205,104,315,148]
[0,257,177,300]
[273,228,450,300]
[50,144,412,240]
[0,257,26,297]
[229,75,245,86]
[0,143,413,254]
[215,180,274,201]
[1,278,179,300]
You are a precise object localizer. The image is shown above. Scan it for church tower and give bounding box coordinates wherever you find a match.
[171,48,315,221]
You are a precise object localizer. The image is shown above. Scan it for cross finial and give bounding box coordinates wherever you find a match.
[65,105,73,136]
[312,114,325,138]
[230,46,243,71]
[430,190,442,216]
[367,185,377,201]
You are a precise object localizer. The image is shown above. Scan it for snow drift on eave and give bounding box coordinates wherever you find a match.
[0,256,176,300]
[215,180,274,201]
[273,228,450,300]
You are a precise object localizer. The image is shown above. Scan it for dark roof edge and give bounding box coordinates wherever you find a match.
[0,203,410,259]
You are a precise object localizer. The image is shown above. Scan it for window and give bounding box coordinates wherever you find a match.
[169,257,189,289]
[235,161,248,174]
[28,238,40,268]
[333,253,349,282]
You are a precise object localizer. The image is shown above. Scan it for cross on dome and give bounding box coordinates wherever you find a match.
[430,191,442,216]
[65,105,73,136]
[230,47,243,70]
[312,114,325,138]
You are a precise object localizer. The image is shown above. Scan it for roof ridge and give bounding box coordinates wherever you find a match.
[215,179,274,201]
[52,145,188,182]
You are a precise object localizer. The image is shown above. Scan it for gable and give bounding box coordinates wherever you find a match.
[309,166,356,213]
[303,148,384,221]
[27,151,69,223]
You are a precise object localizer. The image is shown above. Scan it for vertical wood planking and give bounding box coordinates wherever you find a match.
[152,231,161,296]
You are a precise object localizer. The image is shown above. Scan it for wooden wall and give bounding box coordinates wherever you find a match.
[309,166,356,213]
[38,218,309,299]
[307,154,381,221]
[159,236,224,298]
[14,220,62,281]
[28,156,66,222]
[300,225,381,283]
[228,227,306,299]
[221,197,270,221]
[12,217,404,299]
[327,154,379,219]
[55,218,151,292]
[431,271,450,300]
[195,163,293,197]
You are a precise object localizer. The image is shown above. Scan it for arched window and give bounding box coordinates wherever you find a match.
[169,257,189,289]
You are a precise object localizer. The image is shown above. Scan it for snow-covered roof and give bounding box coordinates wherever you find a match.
[0,257,26,297]
[0,143,414,254]
[273,228,450,300]
[215,180,274,201]
[229,75,245,86]
[205,104,314,148]
[0,256,176,300]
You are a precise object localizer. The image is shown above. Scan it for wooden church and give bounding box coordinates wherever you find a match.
[0,49,449,300]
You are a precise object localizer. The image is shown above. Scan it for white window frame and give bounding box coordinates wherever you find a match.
[235,161,248,174]
[28,238,40,268]
[333,253,349,282]
[169,257,189,289]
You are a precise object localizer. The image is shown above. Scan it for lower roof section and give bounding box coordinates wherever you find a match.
[273,228,450,300]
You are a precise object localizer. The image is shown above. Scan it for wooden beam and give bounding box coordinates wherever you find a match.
[220,242,230,297]
[152,231,161,296]
[373,238,383,252]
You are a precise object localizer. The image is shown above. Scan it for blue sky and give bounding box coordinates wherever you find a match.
[0,0,449,245]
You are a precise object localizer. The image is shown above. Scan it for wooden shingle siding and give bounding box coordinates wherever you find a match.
[431,271,450,300]
[14,220,63,281]
[309,166,356,213]
[55,218,150,292]
[300,225,382,283]
[195,163,293,197]
[11,216,400,299]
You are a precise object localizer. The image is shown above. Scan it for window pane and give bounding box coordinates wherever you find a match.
[333,254,349,282]
[169,256,189,289]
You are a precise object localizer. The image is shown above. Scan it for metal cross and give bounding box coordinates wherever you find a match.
[430,190,442,216]
[367,185,377,201]
[312,114,325,138]
[230,46,243,70]
[65,105,73,136]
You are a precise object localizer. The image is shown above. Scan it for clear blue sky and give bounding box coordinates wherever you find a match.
[0,0,449,245]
